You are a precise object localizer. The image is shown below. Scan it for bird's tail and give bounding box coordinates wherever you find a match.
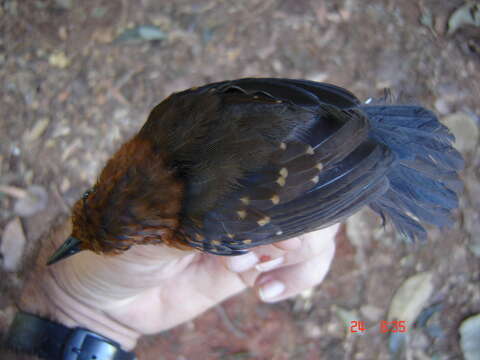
[360,105,464,241]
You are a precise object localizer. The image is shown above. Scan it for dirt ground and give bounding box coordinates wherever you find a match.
[1,0,480,359]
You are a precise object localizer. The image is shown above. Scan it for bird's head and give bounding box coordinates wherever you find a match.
[47,137,185,265]
[46,186,120,265]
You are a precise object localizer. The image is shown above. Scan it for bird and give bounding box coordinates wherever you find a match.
[46,78,464,265]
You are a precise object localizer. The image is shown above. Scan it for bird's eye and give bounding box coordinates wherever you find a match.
[82,189,92,200]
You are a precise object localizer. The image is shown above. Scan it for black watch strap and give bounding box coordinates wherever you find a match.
[6,312,137,360]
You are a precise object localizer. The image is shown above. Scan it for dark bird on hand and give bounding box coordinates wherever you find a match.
[47,78,464,265]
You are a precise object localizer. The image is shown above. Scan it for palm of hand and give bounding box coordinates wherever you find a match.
[60,225,337,335]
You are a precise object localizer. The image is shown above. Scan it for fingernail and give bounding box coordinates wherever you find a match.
[277,238,302,250]
[255,256,284,272]
[259,280,285,301]
[227,252,259,273]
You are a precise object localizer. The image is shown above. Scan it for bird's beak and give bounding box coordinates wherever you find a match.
[46,236,83,266]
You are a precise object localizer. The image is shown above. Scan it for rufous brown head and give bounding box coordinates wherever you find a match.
[47,137,185,265]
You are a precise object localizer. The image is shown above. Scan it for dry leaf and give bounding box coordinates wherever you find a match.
[1,217,26,271]
[48,51,70,68]
[448,2,480,34]
[442,112,479,154]
[460,314,480,360]
[334,306,359,331]
[116,25,167,43]
[23,117,50,142]
[388,271,434,324]
[13,185,48,217]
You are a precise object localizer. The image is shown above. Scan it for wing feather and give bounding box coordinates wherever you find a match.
[178,79,384,255]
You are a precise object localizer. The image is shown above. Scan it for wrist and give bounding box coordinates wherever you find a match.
[6,310,138,360]
[17,220,141,352]
[18,264,140,351]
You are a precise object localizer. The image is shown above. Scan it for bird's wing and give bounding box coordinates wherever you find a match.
[176,79,387,255]
[183,77,360,109]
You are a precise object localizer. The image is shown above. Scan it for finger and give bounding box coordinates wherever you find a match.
[273,237,302,251]
[223,252,260,273]
[223,239,292,274]
[221,246,283,288]
[253,224,340,271]
[254,233,336,302]
[222,223,340,284]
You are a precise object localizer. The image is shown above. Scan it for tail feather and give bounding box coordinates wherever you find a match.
[366,107,463,170]
[400,157,462,192]
[369,198,428,241]
[375,126,463,170]
[389,165,459,209]
[378,186,453,227]
[361,104,463,241]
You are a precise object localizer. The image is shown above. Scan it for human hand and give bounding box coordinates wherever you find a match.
[19,221,338,351]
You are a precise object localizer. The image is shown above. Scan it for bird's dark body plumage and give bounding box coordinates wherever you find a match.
[48,78,463,263]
